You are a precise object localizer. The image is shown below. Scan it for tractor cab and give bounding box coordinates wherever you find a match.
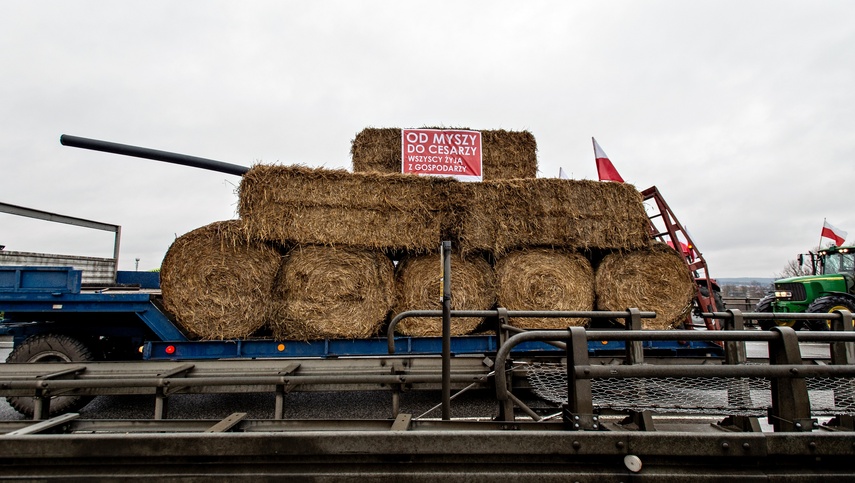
[818,246,855,279]
[817,245,855,296]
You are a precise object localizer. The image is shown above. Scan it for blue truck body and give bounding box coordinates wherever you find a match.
[0,266,723,361]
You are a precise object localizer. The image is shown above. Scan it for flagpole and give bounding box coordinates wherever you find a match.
[591,137,597,179]
[818,218,826,250]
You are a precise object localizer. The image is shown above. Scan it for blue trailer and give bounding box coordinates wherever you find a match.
[1,265,723,360]
[0,264,723,416]
[0,138,723,418]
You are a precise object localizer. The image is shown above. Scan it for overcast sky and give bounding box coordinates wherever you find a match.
[2,1,853,278]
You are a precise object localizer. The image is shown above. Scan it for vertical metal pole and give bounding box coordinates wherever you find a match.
[830,310,855,411]
[274,385,285,420]
[564,327,596,430]
[625,308,644,365]
[391,390,401,418]
[724,309,747,364]
[441,241,452,420]
[154,387,169,420]
[768,327,813,432]
[112,225,122,281]
[32,391,49,421]
[830,310,855,365]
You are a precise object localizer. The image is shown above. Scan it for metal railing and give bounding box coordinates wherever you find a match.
[494,309,855,432]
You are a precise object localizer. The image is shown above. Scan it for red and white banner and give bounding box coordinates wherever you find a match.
[593,137,624,183]
[401,129,482,182]
[821,220,848,246]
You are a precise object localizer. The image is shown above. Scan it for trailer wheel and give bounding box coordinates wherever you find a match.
[806,295,855,331]
[5,334,95,417]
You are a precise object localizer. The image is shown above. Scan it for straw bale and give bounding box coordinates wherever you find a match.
[238,164,458,253]
[351,127,538,180]
[393,252,496,336]
[455,178,650,255]
[270,246,395,340]
[160,220,281,340]
[594,243,695,329]
[495,248,594,328]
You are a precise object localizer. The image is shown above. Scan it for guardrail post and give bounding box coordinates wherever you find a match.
[32,390,50,421]
[154,387,169,420]
[830,310,855,365]
[724,309,747,364]
[274,384,285,420]
[768,327,815,432]
[830,310,855,425]
[625,308,644,365]
[495,307,510,348]
[563,327,598,431]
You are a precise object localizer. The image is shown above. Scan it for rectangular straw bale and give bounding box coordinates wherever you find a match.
[453,179,651,255]
[351,127,538,180]
[238,165,458,252]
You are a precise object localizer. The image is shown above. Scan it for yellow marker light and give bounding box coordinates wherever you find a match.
[277,343,286,352]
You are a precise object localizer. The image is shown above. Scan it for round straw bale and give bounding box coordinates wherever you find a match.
[393,253,496,336]
[160,220,282,340]
[594,243,695,329]
[270,246,395,340]
[495,248,594,328]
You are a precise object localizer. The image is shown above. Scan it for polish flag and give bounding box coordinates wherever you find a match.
[593,137,624,182]
[821,220,848,246]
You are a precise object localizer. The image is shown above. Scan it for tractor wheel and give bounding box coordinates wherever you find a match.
[5,334,95,417]
[755,294,779,330]
[805,295,855,331]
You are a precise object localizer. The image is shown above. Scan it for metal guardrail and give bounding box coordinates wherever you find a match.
[1,423,854,480]
[494,309,855,432]
[1,310,854,479]
[0,358,492,421]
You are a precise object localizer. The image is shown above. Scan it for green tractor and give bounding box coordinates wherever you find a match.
[756,245,855,330]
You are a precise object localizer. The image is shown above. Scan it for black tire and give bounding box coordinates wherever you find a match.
[755,294,777,330]
[806,295,855,331]
[698,285,726,312]
[5,334,94,417]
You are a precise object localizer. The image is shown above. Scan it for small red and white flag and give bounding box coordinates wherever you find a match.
[821,220,848,246]
[593,137,624,182]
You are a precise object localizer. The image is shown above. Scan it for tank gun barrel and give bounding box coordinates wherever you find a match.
[59,134,249,176]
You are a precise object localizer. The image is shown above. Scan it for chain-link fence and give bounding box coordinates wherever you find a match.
[524,362,855,417]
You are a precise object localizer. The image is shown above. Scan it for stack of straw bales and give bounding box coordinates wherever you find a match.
[351,127,538,180]
[159,127,696,340]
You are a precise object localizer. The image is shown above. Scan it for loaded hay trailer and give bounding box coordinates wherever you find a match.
[0,135,854,480]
